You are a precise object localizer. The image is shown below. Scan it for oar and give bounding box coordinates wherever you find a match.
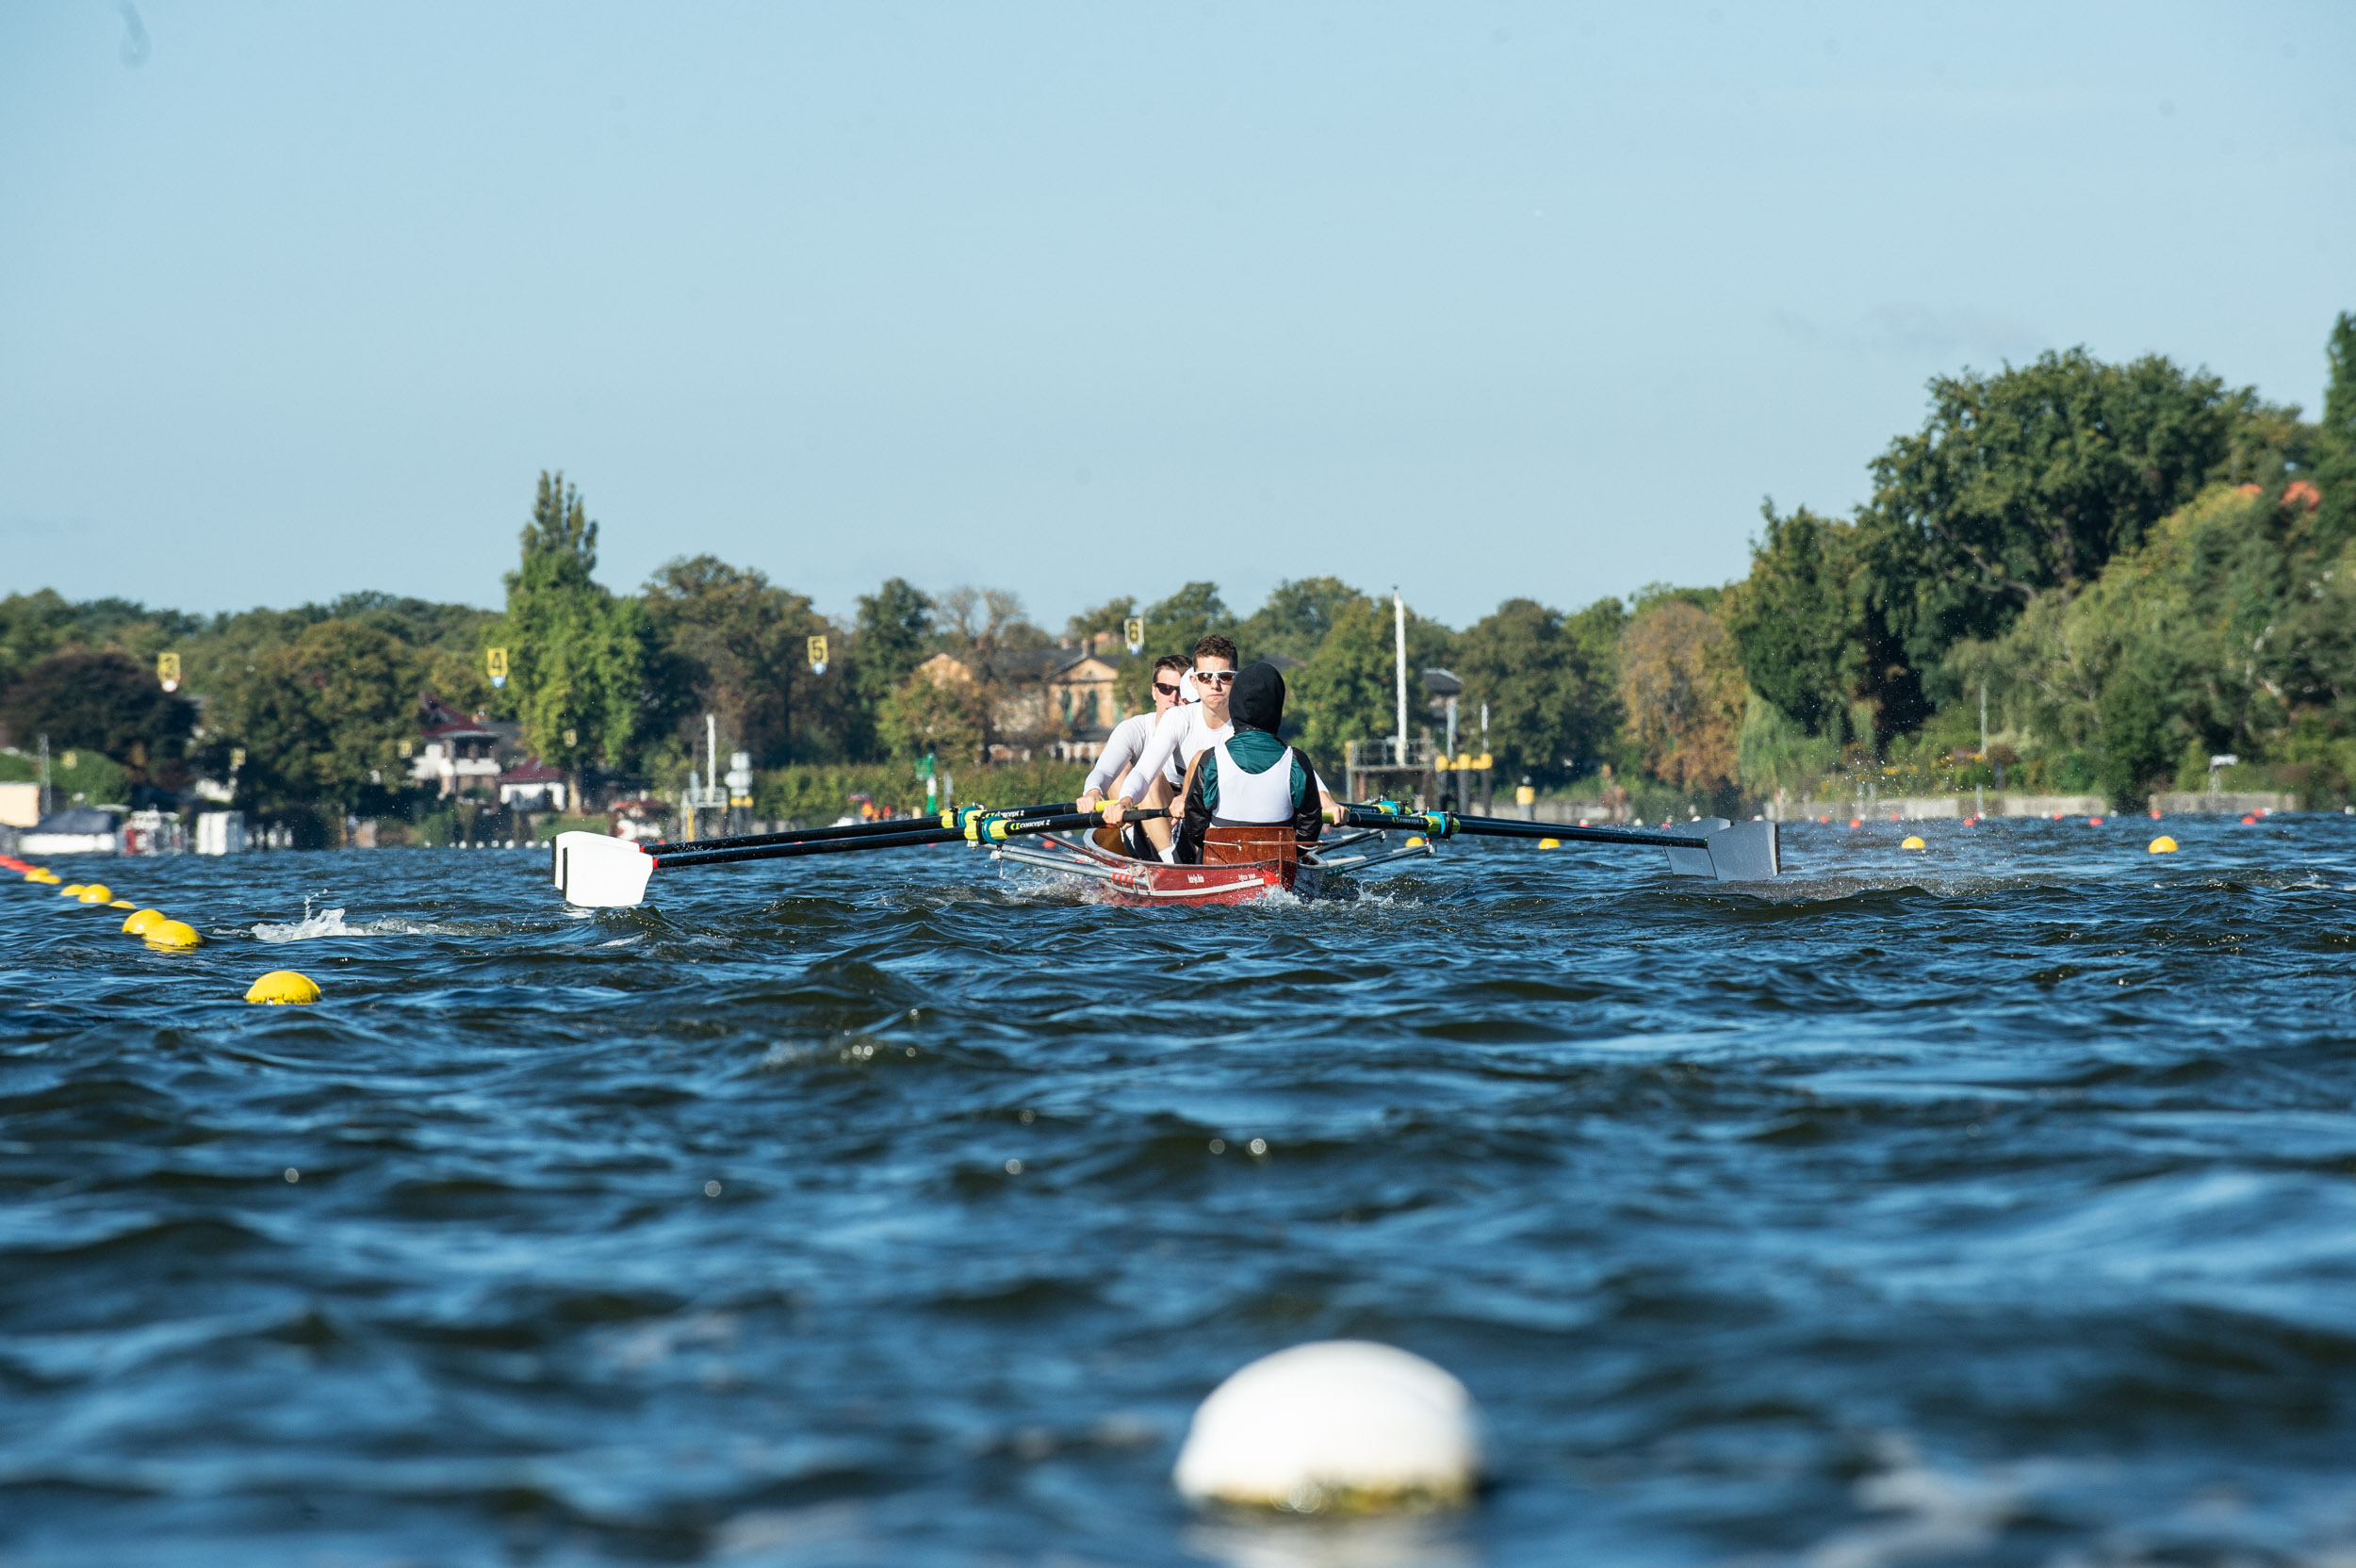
[645,800,1081,857]
[553,808,1164,906]
[553,800,1085,892]
[1326,805,1780,881]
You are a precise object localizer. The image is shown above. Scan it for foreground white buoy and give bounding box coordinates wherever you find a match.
[1173,1341,1482,1512]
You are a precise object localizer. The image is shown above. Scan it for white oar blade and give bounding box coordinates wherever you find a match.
[555,831,656,907]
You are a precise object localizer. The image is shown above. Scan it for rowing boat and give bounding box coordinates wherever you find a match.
[549,804,1780,908]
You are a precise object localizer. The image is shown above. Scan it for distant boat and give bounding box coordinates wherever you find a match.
[21,806,123,856]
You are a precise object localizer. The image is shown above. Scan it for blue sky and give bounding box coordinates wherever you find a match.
[3,2,2349,630]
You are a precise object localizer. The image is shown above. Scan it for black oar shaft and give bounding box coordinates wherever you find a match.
[654,826,958,868]
[648,801,1079,857]
[647,808,1163,872]
[1450,814,1710,850]
[1332,807,1708,851]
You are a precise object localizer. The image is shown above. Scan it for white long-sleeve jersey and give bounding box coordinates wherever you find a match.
[1118,704,1223,802]
[1120,702,1335,804]
[1083,710,1165,798]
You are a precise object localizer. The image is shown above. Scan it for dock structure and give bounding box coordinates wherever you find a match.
[1344,739,1493,814]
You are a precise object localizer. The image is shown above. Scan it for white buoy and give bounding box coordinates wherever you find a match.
[1172,1340,1482,1511]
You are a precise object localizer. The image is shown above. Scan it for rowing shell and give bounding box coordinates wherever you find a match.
[990,828,1435,906]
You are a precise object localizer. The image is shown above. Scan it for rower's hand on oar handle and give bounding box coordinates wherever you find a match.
[1076,788,1103,813]
[1102,797,1132,825]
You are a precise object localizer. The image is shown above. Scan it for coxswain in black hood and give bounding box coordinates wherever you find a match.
[1174,662,1324,864]
[1227,662,1286,735]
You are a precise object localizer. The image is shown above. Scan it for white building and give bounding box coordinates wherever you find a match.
[497,760,568,812]
[410,695,508,798]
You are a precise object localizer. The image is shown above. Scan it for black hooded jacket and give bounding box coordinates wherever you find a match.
[1174,662,1322,862]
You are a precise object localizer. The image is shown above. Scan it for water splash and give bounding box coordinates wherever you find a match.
[251,896,364,942]
[250,894,468,941]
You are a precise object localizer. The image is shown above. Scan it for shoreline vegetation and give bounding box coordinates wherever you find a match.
[4,314,2352,841]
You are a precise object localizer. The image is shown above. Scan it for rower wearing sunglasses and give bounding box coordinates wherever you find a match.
[1075,653,1191,856]
[1172,661,1323,865]
[1103,634,1241,858]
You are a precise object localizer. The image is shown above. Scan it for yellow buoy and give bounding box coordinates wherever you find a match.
[121,907,168,936]
[2149,835,2179,854]
[108,898,136,909]
[1404,835,1427,847]
[76,884,115,904]
[1901,835,1926,849]
[1537,837,1562,849]
[245,971,321,1005]
[60,883,87,897]
[143,919,203,951]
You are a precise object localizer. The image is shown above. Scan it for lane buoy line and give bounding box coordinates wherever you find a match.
[10,858,318,1002]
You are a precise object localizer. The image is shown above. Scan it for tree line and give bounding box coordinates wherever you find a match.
[4,312,2350,822]
[1726,313,2356,807]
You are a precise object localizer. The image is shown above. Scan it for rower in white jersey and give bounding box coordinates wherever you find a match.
[1076,653,1191,858]
[1104,635,1240,858]
[1075,653,1191,814]
[1104,635,1343,859]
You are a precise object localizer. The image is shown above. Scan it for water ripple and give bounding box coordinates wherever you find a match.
[5,817,2356,1563]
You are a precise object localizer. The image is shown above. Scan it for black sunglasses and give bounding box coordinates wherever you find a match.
[1152,680,1182,698]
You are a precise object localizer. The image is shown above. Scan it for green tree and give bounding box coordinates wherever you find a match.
[1138,581,1234,661]
[2315,312,2356,555]
[851,578,936,753]
[0,648,196,783]
[877,666,985,764]
[1117,581,1237,710]
[1961,482,2338,807]
[644,555,847,769]
[1725,502,1864,739]
[321,592,498,656]
[0,591,204,697]
[1287,596,1454,773]
[0,591,92,693]
[1064,596,1137,647]
[1289,597,1394,768]
[499,472,650,795]
[1238,577,1366,663]
[202,619,424,813]
[1866,348,2240,678]
[291,620,428,805]
[1453,596,1624,785]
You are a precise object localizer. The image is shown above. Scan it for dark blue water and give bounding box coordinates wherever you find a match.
[7,815,2356,1566]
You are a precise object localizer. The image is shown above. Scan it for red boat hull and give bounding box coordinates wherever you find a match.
[1014,837,1320,906]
